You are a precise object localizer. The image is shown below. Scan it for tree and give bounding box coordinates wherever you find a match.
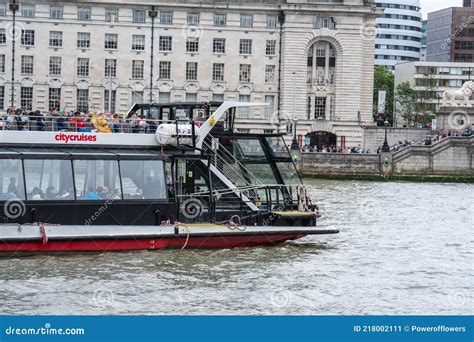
[395,81,416,127]
[373,66,394,126]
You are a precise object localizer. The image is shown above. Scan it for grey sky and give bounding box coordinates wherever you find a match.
[420,0,463,19]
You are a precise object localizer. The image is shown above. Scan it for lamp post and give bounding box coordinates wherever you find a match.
[290,71,299,150]
[148,6,158,104]
[381,119,390,152]
[9,0,19,108]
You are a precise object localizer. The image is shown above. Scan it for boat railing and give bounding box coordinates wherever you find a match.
[0,115,196,134]
[176,183,305,223]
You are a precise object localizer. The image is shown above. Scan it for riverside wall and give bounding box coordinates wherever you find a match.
[297,136,474,179]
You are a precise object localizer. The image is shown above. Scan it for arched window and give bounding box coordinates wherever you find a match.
[307,41,336,86]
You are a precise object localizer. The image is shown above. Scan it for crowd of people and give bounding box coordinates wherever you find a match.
[301,144,373,154]
[0,107,158,134]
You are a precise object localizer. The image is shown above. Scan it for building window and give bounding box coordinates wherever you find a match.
[20,87,33,110]
[0,29,6,44]
[213,38,225,54]
[159,36,172,51]
[240,15,253,28]
[78,7,91,20]
[186,92,197,102]
[315,97,326,118]
[238,95,250,118]
[214,13,226,27]
[240,39,252,55]
[0,86,4,110]
[105,34,118,49]
[266,40,276,56]
[50,6,63,19]
[239,64,251,83]
[0,4,5,16]
[21,55,34,75]
[264,95,275,119]
[104,90,116,113]
[212,63,224,82]
[159,92,170,103]
[307,41,336,85]
[186,38,199,53]
[49,31,62,47]
[132,35,145,51]
[132,60,144,79]
[105,8,119,22]
[187,13,200,26]
[48,88,61,111]
[77,89,89,112]
[132,91,143,104]
[0,54,5,73]
[77,32,90,48]
[21,30,35,46]
[133,10,146,23]
[77,58,89,77]
[267,15,277,29]
[313,17,336,30]
[265,65,275,83]
[159,61,171,79]
[160,11,173,24]
[105,59,117,77]
[212,93,224,102]
[186,62,198,81]
[22,4,35,18]
[49,56,61,76]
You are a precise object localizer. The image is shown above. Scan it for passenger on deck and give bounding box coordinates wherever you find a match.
[44,186,56,200]
[91,113,112,133]
[70,111,90,132]
[84,186,101,200]
[111,113,121,133]
[31,187,44,200]
[7,177,17,195]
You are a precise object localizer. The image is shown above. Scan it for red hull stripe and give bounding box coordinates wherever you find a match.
[0,234,305,252]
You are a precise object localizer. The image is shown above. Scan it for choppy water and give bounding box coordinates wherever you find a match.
[0,180,472,315]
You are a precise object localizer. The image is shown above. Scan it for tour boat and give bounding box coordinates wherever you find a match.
[0,102,338,254]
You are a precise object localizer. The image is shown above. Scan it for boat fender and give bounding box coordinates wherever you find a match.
[298,186,309,212]
[39,223,48,245]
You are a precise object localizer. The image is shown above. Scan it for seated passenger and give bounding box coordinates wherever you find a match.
[84,186,101,200]
[91,113,112,133]
[54,109,69,131]
[31,187,44,200]
[7,177,17,195]
[111,113,121,133]
[44,186,56,200]
[70,111,90,132]
[58,188,74,200]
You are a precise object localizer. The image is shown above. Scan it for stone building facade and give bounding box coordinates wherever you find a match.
[0,0,378,147]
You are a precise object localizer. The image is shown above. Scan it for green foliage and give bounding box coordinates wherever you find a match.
[395,81,416,126]
[373,66,394,125]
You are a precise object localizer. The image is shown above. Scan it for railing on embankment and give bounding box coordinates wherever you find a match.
[297,136,474,178]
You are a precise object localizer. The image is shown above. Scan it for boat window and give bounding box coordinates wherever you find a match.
[24,159,74,200]
[120,160,167,199]
[0,159,26,200]
[234,139,266,159]
[265,137,290,158]
[74,160,121,200]
[276,162,301,185]
[242,163,277,184]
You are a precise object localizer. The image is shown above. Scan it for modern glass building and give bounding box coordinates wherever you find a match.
[374,0,422,70]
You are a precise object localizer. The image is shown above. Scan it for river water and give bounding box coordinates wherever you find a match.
[0,180,472,315]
